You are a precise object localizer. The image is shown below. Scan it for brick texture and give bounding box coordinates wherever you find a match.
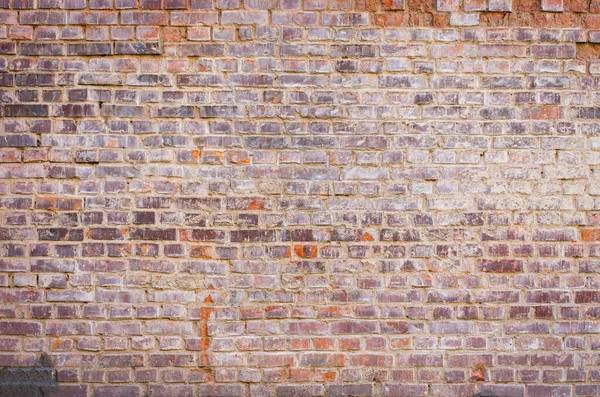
[1,0,600,396]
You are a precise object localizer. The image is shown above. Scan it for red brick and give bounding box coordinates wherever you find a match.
[583,229,600,241]
[0,4,596,393]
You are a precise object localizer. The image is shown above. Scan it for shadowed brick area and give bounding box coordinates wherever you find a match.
[1,0,600,396]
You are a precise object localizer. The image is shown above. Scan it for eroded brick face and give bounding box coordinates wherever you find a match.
[1,0,600,396]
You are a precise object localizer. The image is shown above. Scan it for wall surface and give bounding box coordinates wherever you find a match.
[1,0,600,396]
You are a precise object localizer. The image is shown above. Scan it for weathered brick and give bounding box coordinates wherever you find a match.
[36,197,82,211]
[78,73,124,86]
[329,384,373,397]
[0,321,41,335]
[300,353,344,367]
[331,44,377,57]
[151,106,195,118]
[231,230,277,243]
[221,11,268,24]
[541,0,564,11]
[200,105,245,118]
[198,385,246,397]
[276,385,324,397]
[176,74,224,86]
[179,43,224,56]
[437,0,459,11]
[480,44,526,57]
[0,4,596,393]
[3,104,48,117]
[180,229,227,242]
[31,259,76,272]
[148,385,193,397]
[531,44,577,59]
[382,384,428,397]
[0,42,16,55]
[95,386,141,397]
[38,228,84,241]
[46,321,92,335]
[18,42,64,57]
[121,11,168,25]
[52,104,98,117]
[478,259,524,273]
[450,13,480,26]
[488,0,512,11]
[47,290,94,302]
[67,43,112,56]
[115,42,161,54]
[130,228,176,241]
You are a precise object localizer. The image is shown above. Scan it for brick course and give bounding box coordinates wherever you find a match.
[1,0,600,395]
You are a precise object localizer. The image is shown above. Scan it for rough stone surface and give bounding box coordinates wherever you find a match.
[1,0,600,395]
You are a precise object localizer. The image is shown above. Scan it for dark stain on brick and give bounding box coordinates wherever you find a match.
[0,353,59,397]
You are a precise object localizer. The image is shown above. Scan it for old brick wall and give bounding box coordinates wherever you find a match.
[1,0,600,395]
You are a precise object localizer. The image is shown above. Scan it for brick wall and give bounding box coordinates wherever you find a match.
[1,0,600,395]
